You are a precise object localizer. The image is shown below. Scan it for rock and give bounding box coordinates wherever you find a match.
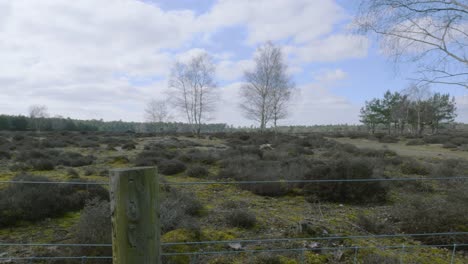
[228,242,243,250]
[306,242,320,249]
[259,144,274,151]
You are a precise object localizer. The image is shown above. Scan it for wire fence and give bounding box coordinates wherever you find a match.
[1,176,468,186]
[1,175,467,262]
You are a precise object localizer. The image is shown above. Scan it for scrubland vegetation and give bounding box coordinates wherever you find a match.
[0,130,467,263]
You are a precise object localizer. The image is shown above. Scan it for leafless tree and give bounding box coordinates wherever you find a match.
[356,0,467,88]
[29,105,49,131]
[402,83,432,134]
[168,53,217,136]
[239,42,295,131]
[144,99,172,123]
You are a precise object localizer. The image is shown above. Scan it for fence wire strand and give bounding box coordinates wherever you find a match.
[1,176,468,186]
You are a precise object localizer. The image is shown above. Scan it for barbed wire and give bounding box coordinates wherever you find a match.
[161,243,468,256]
[162,231,468,246]
[1,176,467,186]
[1,231,466,248]
[0,256,112,260]
[1,243,464,260]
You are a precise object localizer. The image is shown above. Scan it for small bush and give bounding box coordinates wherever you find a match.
[160,188,203,233]
[0,174,108,227]
[84,168,95,176]
[450,137,468,146]
[122,143,136,150]
[400,160,430,175]
[406,139,425,146]
[356,213,394,234]
[225,209,256,229]
[252,254,283,264]
[186,165,209,178]
[424,134,451,144]
[379,135,399,143]
[304,157,388,204]
[31,158,55,171]
[67,168,80,178]
[443,142,457,149]
[361,254,399,264]
[392,188,468,245]
[72,199,112,260]
[158,159,187,175]
[0,150,11,160]
[56,152,95,167]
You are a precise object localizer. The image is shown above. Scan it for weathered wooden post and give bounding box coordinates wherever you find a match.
[110,167,161,264]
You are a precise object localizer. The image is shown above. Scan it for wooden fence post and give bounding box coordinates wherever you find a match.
[110,167,161,264]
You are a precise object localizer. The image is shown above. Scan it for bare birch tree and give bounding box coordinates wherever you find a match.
[402,83,432,135]
[29,105,49,131]
[168,53,217,136]
[356,0,467,88]
[144,99,172,123]
[240,42,294,131]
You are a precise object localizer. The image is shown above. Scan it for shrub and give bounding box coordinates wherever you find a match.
[424,134,451,144]
[72,199,112,261]
[252,254,283,264]
[361,254,399,264]
[392,189,468,245]
[443,142,457,149]
[406,139,425,146]
[31,158,55,171]
[187,149,220,165]
[356,213,394,234]
[56,152,95,167]
[67,168,80,178]
[450,137,468,146]
[431,159,461,178]
[84,168,95,176]
[400,160,430,175]
[304,157,388,204]
[0,150,11,160]
[186,165,209,178]
[122,142,136,150]
[0,174,108,227]
[379,135,399,143]
[225,209,256,229]
[160,188,203,233]
[158,159,187,175]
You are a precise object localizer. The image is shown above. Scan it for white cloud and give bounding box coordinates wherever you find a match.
[217,59,255,81]
[200,0,347,45]
[455,95,468,123]
[289,34,369,63]
[0,0,370,124]
[212,81,360,126]
[314,69,348,82]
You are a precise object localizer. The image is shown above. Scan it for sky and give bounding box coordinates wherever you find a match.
[0,0,466,126]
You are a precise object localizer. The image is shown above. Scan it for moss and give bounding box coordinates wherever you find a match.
[304,252,328,264]
[162,229,200,264]
[278,256,299,264]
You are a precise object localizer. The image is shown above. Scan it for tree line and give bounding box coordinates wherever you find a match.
[360,84,457,136]
[0,114,227,133]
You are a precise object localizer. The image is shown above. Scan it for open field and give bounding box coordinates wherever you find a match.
[0,131,467,263]
[332,137,468,160]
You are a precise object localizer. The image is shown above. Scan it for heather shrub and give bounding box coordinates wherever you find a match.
[379,135,399,143]
[160,188,203,233]
[158,159,186,175]
[406,139,425,146]
[225,208,256,229]
[72,199,112,263]
[304,157,388,204]
[400,160,430,175]
[186,165,209,178]
[0,174,108,227]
